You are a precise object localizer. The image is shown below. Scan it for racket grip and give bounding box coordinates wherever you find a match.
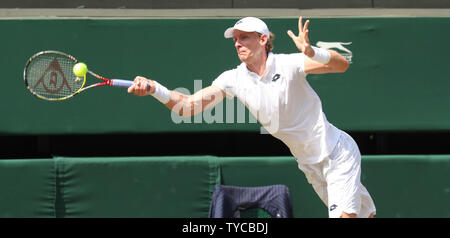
[111,79,133,88]
[111,79,151,91]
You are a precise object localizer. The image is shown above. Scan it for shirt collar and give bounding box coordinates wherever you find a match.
[263,52,274,79]
[240,52,274,80]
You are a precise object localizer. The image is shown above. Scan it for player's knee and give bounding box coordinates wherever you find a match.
[340,212,357,218]
[340,212,375,218]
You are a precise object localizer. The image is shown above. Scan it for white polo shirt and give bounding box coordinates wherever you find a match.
[212,52,342,164]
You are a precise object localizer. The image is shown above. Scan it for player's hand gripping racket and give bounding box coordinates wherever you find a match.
[23,50,148,101]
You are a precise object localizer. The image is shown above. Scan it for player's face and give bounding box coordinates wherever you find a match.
[233,30,265,63]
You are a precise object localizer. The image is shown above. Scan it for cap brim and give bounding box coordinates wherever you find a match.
[224,27,235,38]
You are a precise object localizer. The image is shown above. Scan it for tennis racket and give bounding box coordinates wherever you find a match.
[23,50,148,101]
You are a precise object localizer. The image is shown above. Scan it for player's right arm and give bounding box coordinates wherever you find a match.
[128,76,226,117]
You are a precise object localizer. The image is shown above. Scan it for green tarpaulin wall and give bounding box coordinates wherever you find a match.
[1,155,449,218]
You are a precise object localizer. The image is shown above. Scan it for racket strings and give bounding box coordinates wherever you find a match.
[25,53,84,100]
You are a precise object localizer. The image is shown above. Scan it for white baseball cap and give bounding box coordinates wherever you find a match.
[224,17,270,39]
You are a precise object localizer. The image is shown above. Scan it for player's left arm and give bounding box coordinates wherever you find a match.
[287,16,349,75]
[303,51,349,74]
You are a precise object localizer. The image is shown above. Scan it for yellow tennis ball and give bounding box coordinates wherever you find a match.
[73,62,88,77]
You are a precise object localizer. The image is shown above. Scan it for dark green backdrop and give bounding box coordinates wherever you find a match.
[1,17,450,134]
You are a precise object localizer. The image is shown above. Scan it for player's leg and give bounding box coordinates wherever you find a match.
[297,162,329,207]
[340,185,376,218]
[326,131,376,218]
[358,184,377,218]
[299,152,359,218]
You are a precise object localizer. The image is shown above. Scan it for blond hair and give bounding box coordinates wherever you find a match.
[266,32,275,52]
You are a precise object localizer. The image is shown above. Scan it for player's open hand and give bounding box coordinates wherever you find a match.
[287,16,314,57]
[128,76,155,96]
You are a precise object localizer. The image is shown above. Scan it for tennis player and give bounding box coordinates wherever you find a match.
[128,16,376,218]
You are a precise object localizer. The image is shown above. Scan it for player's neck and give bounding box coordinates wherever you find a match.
[245,52,268,76]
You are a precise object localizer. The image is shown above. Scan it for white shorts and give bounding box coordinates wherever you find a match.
[297,131,376,218]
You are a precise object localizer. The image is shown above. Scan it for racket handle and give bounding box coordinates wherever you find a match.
[111,79,151,91]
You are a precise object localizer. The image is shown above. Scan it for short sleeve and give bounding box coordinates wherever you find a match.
[211,70,236,99]
[287,53,307,77]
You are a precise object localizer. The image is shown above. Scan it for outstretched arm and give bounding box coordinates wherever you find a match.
[128,76,226,117]
[287,16,349,74]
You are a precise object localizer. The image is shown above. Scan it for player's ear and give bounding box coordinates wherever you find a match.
[258,34,269,51]
[259,33,268,45]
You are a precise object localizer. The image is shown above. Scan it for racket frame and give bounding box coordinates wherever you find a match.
[24,50,126,101]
